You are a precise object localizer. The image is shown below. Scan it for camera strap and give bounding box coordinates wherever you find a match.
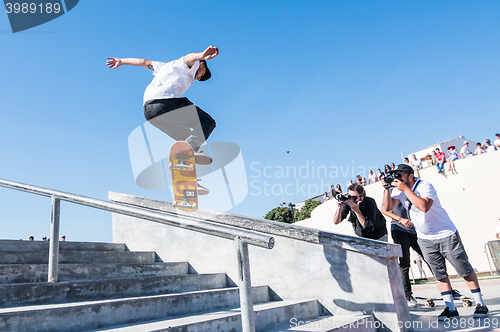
[406,179,421,219]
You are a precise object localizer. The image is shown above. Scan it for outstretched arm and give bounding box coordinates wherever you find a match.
[106,57,153,70]
[184,46,219,68]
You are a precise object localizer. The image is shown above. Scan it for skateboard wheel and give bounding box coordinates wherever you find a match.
[464,301,472,307]
[168,163,173,170]
[425,302,431,308]
[431,302,435,307]
[193,203,197,210]
[189,164,194,171]
[173,201,177,208]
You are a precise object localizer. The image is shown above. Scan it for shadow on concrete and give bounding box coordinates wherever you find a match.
[322,245,352,293]
[333,298,396,314]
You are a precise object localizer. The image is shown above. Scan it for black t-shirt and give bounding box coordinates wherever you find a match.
[341,196,388,240]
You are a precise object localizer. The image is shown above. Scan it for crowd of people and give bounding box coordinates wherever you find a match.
[322,134,500,201]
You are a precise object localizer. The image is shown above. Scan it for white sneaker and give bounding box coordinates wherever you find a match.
[197,179,209,195]
[194,151,213,165]
[407,294,417,307]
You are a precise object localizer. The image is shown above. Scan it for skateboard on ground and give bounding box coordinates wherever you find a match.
[169,141,198,212]
[415,297,474,308]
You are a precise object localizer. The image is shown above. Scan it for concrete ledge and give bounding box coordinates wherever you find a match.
[109,192,401,259]
[0,286,271,332]
[0,273,228,307]
[0,239,126,252]
[0,250,156,264]
[0,262,189,284]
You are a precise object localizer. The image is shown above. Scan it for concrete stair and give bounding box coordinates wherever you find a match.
[0,239,372,332]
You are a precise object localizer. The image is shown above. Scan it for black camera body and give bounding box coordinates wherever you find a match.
[383,172,402,189]
[335,193,353,202]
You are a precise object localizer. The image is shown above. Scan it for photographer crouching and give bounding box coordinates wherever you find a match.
[333,183,388,241]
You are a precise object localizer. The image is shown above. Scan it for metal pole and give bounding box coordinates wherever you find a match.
[236,237,255,332]
[48,196,61,282]
[484,243,496,277]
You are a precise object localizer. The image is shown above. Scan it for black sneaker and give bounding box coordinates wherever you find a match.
[473,304,489,318]
[438,307,459,321]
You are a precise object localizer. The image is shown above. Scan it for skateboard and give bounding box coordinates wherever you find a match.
[169,141,198,211]
[415,297,474,308]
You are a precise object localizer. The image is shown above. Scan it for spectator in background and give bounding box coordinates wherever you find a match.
[323,192,330,202]
[29,236,34,241]
[376,169,384,181]
[483,139,497,153]
[410,154,422,169]
[494,133,500,149]
[42,237,47,241]
[433,149,446,173]
[413,249,427,279]
[329,185,338,200]
[368,170,378,184]
[62,236,66,242]
[336,184,342,194]
[403,158,410,165]
[356,174,366,186]
[460,141,473,158]
[346,179,354,189]
[391,163,396,170]
[447,145,459,173]
[475,142,486,155]
[384,164,391,174]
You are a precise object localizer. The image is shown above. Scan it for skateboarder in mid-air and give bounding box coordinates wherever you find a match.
[106,46,219,195]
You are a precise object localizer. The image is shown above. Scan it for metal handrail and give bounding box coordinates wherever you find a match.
[0,178,273,332]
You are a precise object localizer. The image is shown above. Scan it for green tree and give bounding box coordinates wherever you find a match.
[264,206,295,224]
[295,199,322,221]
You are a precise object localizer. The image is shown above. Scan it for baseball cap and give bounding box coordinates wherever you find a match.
[199,60,211,81]
[388,164,414,175]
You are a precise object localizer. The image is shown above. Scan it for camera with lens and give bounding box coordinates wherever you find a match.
[383,172,402,189]
[335,193,353,202]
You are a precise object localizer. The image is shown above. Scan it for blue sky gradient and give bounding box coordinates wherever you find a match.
[1,1,499,242]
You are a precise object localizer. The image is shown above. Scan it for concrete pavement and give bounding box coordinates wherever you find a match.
[409,276,500,332]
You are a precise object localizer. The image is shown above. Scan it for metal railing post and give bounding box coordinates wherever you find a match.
[236,237,255,332]
[48,196,61,282]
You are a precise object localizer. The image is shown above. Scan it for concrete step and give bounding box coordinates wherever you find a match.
[268,314,375,332]
[0,239,126,252]
[0,250,155,264]
[0,286,271,332]
[0,262,189,284]
[0,273,227,308]
[85,299,321,332]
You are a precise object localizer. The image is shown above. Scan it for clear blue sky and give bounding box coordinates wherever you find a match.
[1,1,499,242]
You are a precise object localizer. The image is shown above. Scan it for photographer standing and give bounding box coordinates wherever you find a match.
[333,184,388,241]
[381,164,489,320]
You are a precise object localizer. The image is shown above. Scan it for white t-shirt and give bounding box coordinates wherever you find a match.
[143,57,200,106]
[494,138,500,148]
[486,144,497,153]
[460,145,473,158]
[391,179,457,240]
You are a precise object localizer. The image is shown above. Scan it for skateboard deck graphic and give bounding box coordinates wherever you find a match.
[169,141,198,211]
[415,297,474,308]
